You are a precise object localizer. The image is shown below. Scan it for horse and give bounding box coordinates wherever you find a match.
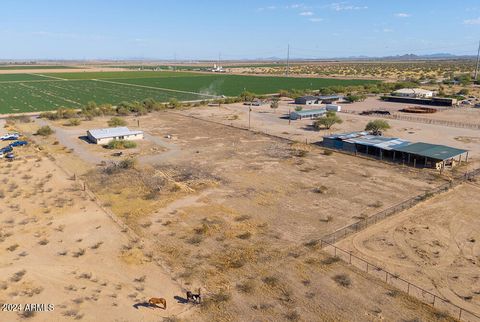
[148,297,167,309]
[186,288,201,304]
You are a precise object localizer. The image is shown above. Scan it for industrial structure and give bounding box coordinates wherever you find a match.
[323,131,468,170]
[294,95,341,105]
[392,88,434,98]
[87,127,144,145]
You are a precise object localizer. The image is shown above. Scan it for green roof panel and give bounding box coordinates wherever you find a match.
[394,142,467,160]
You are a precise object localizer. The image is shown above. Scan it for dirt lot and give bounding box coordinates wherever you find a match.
[0,137,190,321]
[179,99,480,165]
[337,183,480,317]
[8,112,460,321]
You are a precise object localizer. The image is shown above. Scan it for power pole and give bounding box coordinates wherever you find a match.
[475,40,480,82]
[286,44,290,77]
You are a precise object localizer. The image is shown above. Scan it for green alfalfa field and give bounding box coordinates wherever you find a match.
[0,71,379,114]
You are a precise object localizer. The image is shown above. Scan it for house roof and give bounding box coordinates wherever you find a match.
[292,108,327,116]
[393,142,468,161]
[87,127,143,140]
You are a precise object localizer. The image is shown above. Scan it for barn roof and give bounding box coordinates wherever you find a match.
[393,142,468,160]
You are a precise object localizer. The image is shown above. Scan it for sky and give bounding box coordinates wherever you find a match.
[1,0,480,60]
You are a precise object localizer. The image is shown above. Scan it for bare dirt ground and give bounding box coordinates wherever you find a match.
[337,184,480,317]
[8,112,458,321]
[178,99,480,164]
[0,134,191,321]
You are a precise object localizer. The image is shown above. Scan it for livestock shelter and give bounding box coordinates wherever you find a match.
[290,108,326,120]
[323,131,468,170]
[381,96,457,106]
[87,127,144,145]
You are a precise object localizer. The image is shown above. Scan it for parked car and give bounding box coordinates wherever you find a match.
[0,146,13,154]
[9,140,28,147]
[5,152,15,160]
[0,133,19,141]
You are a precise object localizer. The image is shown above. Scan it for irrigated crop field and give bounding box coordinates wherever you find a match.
[0,71,377,114]
[0,65,79,70]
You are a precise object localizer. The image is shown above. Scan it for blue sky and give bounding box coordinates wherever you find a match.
[1,0,480,60]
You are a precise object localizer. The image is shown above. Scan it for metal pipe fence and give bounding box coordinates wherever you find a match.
[340,109,480,130]
[318,167,480,322]
[321,240,480,322]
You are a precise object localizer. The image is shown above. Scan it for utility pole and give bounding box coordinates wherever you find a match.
[475,40,480,82]
[286,44,290,77]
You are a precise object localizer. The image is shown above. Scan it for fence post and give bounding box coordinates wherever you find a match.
[349,252,352,264]
[459,309,462,320]
[407,283,410,295]
[385,271,388,283]
[432,295,435,306]
[334,247,337,257]
[366,263,369,273]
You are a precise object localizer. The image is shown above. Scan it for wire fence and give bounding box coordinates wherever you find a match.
[321,240,480,322]
[340,109,480,130]
[321,166,480,246]
[318,167,480,322]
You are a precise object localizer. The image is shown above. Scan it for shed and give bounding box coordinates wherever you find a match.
[87,127,144,145]
[290,108,326,120]
[294,96,319,105]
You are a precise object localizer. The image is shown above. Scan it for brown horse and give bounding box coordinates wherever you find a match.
[148,297,167,309]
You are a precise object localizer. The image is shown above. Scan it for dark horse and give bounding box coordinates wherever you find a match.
[186,288,201,304]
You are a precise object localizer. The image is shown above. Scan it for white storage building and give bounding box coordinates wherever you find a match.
[393,88,434,98]
[87,127,144,145]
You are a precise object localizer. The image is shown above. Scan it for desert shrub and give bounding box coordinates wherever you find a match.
[118,158,136,169]
[18,310,35,319]
[370,200,383,208]
[321,256,340,265]
[108,117,127,127]
[6,244,19,252]
[386,289,400,297]
[333,273,352,287]
[38,239,49,246]
[66,118,81,126]
[72,248,86,258]
[304,239,319,248]
[262,276,279,287]
[236,232,252,240]
[236,280,255,294]
[320,215,333,223]
[105,140,137,149]
[36,126,54,136]
[10,270,26,282]
[285,310,301,321]
[133,275,146,283]
[90,242,103,249]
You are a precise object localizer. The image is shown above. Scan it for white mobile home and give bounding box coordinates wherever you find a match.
[87,127,144,145]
